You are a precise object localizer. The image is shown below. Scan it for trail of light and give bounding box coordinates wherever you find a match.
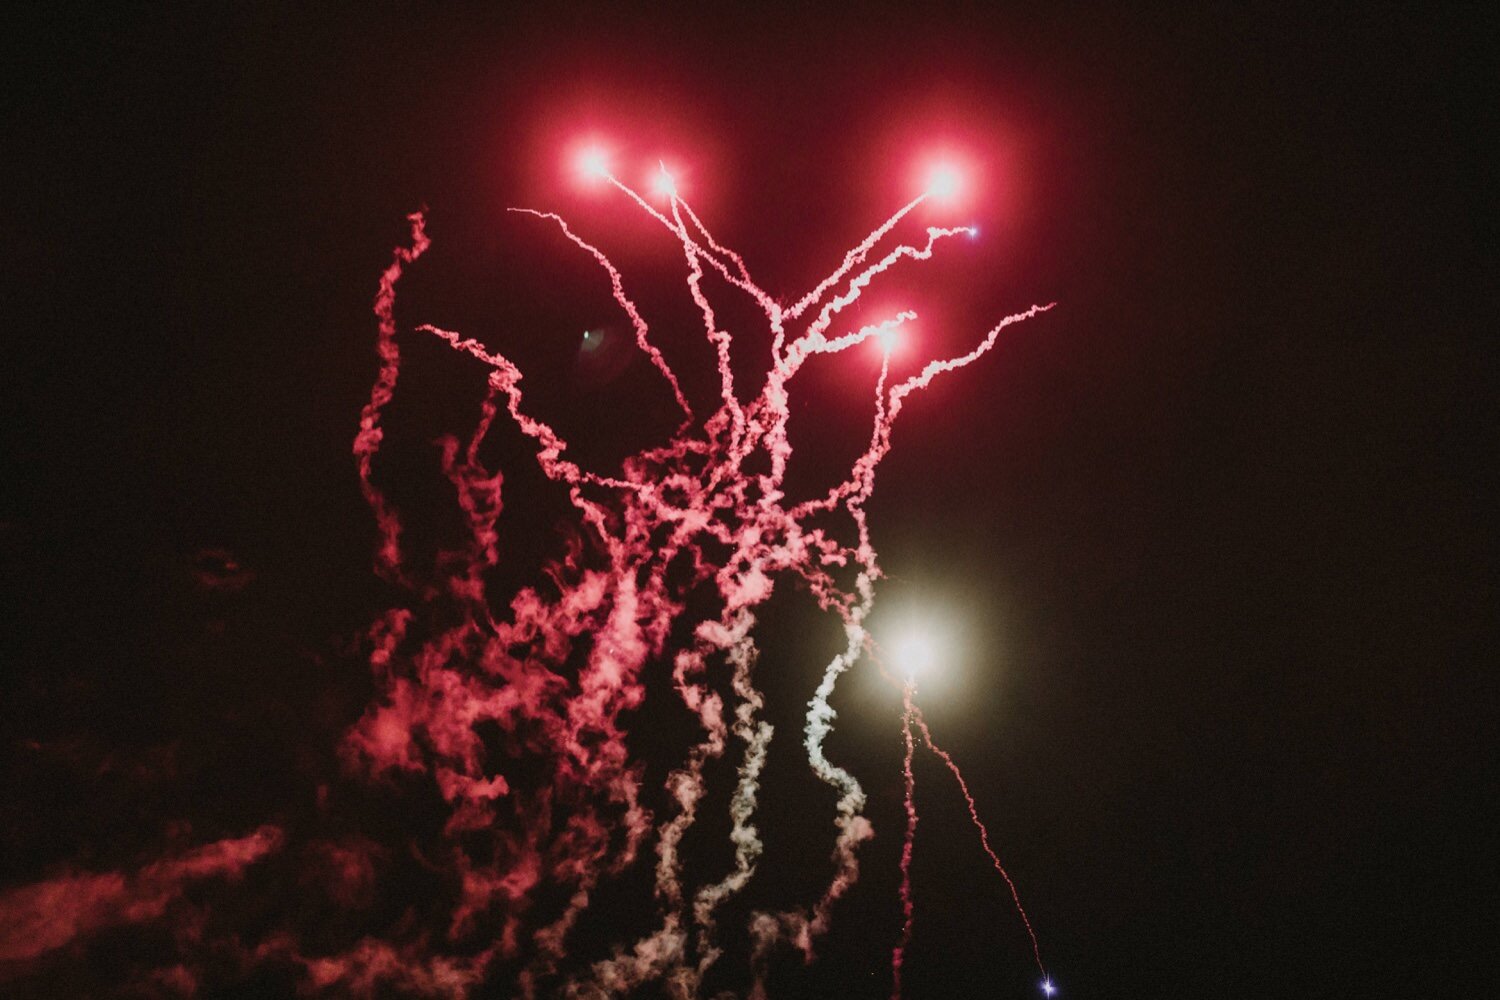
[786,194,925,322]
[890,679,919,1000]
[796,302,1056,521]
[669,196,745,446]
[355,210,429,582]
[891,301,1055,406]
[570,605,768,998]
[676,197,761,294]
[795,224,974,354]
[912,705,1048,980]
[799,572,876,940]
[691,624,773,946]
[510,208,694,430]
[605,174,776,309]
[437,383,503,605]
[758,226,977,494]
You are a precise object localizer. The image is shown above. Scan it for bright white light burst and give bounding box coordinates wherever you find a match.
[889,626,942,681]
[925,163,961,199]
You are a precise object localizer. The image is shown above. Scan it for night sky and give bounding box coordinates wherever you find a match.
[3,5,1492,998]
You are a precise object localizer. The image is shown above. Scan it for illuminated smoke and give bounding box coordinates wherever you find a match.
[355,210,430,583]
[1,148,1052,998]
[340,159,1053,996]
[0,826,284,964]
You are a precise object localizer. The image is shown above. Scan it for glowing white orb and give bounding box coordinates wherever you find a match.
[925,163,961,199]
[577,147,610,180]
[889,627,941,680]
[1041,978,1057,996]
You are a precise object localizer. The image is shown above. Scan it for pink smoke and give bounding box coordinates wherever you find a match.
[333,162,1051,995]
[0,825,283,965]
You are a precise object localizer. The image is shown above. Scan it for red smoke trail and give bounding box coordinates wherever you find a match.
[890,679,919,999]
[912,705,1049,982]
[0,826,284,964]
[355,210,429,583]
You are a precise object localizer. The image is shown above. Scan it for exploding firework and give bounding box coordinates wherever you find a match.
[0,144,1055,999]
[345,149,1054,997]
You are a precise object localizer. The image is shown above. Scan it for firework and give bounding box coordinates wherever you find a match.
[346,149,1053,996]
[0,143,1055,999]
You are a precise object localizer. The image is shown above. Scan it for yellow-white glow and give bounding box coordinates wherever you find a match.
[888,624,944,681]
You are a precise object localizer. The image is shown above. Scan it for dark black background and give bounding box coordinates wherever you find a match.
[3,4,1492,998]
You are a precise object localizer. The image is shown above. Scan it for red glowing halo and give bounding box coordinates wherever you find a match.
[571,142,613,185]
[914,150,977,206]
[925,162,962,199]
